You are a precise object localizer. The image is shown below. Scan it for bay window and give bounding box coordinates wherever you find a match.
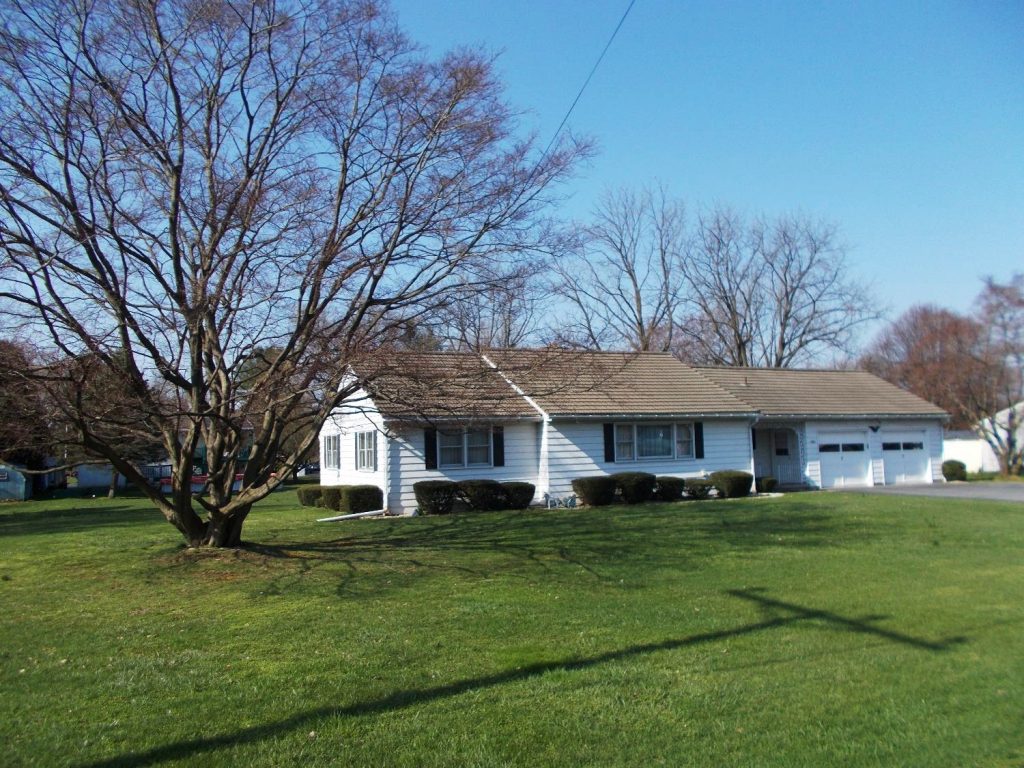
[614,423,694,461]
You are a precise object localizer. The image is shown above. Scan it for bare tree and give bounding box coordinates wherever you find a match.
[970,275,1024,474]
[0,0,584,546]
[553,185,687,351]
[435,261,549,351]
[677,210,878,367]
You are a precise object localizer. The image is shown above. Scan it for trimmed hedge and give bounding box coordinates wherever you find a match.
[709,470,753,498]
[942,460,967,482]
[341,484,384,513]
[458,479,507,511]
[296,487,323,507]
[320,485,350,511]
[685,478,714,500]
[501,481,536,509]
[611,472,657,504]
[654,476,685,501]
[756,476,778,493]
[413,480,459,515]
[571,476,617,506]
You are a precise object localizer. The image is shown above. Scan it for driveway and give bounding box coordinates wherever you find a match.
[854,481,1024,503]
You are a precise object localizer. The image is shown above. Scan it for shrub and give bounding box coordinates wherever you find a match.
[413,480,459,515]
[942,460,967,482]
[571,476,617,506]
[654,476,685,501]
[320,485,350,512]
[612,472,657,504]
[756,476,778,493]
[296,487,323,507]
[501,482,536,509]
[457,479,508,511]
[709,470,753,498]
[685,478,714,500]
[341,484,384,513]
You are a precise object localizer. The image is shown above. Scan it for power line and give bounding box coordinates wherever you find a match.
[541,0,638,160]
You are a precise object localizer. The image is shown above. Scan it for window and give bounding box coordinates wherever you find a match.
[773,429,790,457]
[355,431,377,471]
[882,442,901,451]
[322,434,340,469]
[615,424,634,461]
[439,430,464,467]
[841,443,865,452]
[819,443,841,453]
[902,441,924,450]
[466,428,491,466]
[438,428,493,468]
[675,423,693,458]
[615,423,694,461]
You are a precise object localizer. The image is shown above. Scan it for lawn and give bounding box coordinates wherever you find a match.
[1,489,1022,767]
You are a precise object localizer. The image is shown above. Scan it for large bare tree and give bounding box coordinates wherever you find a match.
[553,185,687,351]
[0,0,583,546]
[677,211,879,367]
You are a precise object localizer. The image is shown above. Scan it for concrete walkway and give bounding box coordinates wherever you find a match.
[854,481,1024,503]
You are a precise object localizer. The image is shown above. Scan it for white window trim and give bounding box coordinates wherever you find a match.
[323,434,341,470]
[438,427,494,469]
[614,422,695,462]
[355,430,377,472]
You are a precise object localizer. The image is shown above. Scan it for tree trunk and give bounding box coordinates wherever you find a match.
[196,506,252,548]
[107,469,118,499]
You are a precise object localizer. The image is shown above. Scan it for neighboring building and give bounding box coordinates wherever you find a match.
[319,350,949,514]
[942,431,1000,473]
[0,464,32,501]
[942,401,1023,474]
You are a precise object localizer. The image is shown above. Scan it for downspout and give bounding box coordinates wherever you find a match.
[481,354,551,501]
[749,415,761,488]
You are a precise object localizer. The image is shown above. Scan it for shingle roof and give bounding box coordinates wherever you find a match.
[694,366,948,418]
[358,352,538,421]
[485,349,756,417]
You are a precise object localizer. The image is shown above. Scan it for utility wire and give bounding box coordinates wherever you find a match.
[541,0,638,160]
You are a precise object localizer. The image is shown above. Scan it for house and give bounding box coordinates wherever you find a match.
[320,350,948,514]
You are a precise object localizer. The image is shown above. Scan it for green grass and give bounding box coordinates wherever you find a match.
[1,489,1022,767]
[968,471,1024,482]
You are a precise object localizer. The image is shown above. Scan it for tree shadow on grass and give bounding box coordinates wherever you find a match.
[242,502,880,596]
[0,504,159,538]
[77,588,966,768]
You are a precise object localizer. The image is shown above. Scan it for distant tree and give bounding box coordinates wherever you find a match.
[861,275,1023,475]
[0,0,584,546]
[438,262,549,351]
[859,305,986,429]
[0,340,52,470]
[677,210,879,367]
[553,185,687,351]
[969,275,1024,474]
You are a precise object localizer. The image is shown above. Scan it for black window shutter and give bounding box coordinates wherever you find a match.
[751,428,757,450]
[493,426,505,467]
[424,428,437,470]
[603,423,615,463]
[694,422,705,459]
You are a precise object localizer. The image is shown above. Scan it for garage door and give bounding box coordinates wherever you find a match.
[818,432,871,488]
[882,432,930,484]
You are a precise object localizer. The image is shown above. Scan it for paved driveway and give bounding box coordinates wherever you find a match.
[855,481,1024,503]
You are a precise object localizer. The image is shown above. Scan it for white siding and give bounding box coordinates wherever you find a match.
[804,419,945,488]
[387,422,542,514]
[943,437,999,473]
[319,388,388,501]
[545,418,754,499]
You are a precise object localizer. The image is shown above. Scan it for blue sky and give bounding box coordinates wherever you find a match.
[391,0,1023,326]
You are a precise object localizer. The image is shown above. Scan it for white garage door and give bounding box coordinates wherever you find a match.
[882,432,930,484]
[818,432,871,488]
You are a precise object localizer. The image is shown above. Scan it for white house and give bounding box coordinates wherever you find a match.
[320,350,948,514]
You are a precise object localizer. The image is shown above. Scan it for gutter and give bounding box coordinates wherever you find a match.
[317,508,389,522]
